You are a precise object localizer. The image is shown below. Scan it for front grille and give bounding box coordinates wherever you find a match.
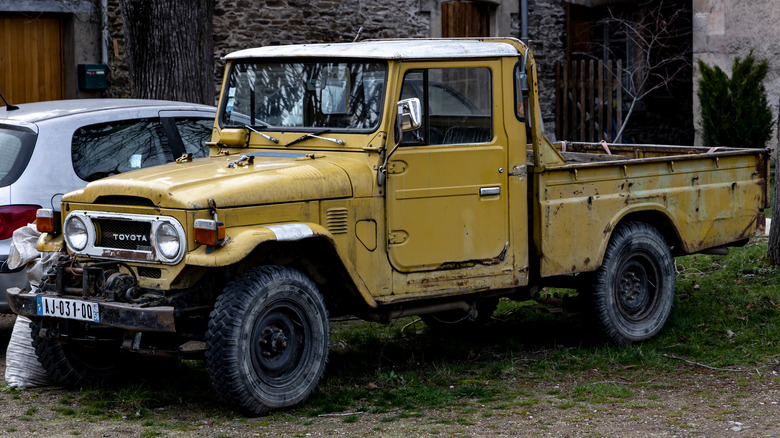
[96,220,152,251]
[137,267,161,278]
[67,211,185,265]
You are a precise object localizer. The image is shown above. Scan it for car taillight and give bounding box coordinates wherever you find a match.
[0,205,41,240]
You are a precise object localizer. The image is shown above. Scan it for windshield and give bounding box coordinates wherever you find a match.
[221,59,386,132]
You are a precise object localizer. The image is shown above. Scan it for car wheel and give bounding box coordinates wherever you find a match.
[30,319,124,386]
[206,265,330,415]
[588,221,675,345]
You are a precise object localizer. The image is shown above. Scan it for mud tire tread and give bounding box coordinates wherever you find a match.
[206,265,329,415]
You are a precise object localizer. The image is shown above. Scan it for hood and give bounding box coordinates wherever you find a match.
[65,152,358,209]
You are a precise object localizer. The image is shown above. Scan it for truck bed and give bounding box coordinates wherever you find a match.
[527,142,769,277]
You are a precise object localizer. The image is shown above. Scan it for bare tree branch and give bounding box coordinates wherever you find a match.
[593,1,691,140]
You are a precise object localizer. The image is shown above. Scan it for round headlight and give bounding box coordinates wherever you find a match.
[155,222,181,260]
[64,215,89,251]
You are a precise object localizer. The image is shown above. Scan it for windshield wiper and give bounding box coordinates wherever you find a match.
[244,124,279,144]
[285,129,345,147]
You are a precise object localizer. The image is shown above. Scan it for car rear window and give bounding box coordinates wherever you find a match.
[0,125,37,187]
[176,118,213,157]
[72,119,170,182]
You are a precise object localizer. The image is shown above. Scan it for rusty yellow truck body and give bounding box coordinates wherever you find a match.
[7,38,768,415]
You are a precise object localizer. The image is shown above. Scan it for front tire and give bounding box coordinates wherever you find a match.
[588,221,675,345]
[30,320,124,387]
[206,266,330,415]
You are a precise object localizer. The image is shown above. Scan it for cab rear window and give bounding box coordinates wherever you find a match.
[0,126,37,187]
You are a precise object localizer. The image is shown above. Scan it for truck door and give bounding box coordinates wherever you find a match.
[386,66,508,272]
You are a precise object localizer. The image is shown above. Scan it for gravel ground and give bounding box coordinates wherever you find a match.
[0,314,777,437]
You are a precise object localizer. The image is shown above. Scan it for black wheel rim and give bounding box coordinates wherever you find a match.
[250,299,311,387]
[614,250,660,322]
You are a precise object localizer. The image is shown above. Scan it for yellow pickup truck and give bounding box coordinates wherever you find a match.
[7,38,768,415]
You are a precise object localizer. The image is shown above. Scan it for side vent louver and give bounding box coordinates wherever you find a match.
[326,208,348,234]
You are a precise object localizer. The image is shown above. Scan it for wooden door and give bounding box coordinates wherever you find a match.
[0,15,64,104]
[442,1,491,37]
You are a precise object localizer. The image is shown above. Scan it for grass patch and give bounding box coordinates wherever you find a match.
[293,238,780,417]
[555,401,577,409]
[19,238,777,424]
[54,406,77,416]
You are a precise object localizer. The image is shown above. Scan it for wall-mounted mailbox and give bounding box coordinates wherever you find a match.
[77,64,108,90]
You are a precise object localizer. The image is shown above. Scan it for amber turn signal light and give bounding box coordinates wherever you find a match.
[194,219,225,246]
[36,209,56,233]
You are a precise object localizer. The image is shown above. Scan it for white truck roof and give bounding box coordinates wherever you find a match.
[224,39,523,61]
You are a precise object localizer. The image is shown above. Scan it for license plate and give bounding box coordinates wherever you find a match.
[36,296,100,322]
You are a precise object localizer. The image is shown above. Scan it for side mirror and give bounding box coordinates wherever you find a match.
[379,98,422,187]
[218,128,249,147]
[515,62,529,123]
[397,98,422,131]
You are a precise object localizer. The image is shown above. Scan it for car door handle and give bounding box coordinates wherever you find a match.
[480,187,500,197]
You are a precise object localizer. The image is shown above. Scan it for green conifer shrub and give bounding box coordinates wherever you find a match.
[698,51,773,148]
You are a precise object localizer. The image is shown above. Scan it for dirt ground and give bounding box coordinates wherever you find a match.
[0,314,777,438]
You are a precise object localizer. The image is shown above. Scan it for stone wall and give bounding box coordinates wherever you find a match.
[693,0,780,147]
[106,0,130,98]
[527,0,566,138]
[211,0,431,102]
[213,0,430,57]
[106,0,431,102]
[104,0,567,122]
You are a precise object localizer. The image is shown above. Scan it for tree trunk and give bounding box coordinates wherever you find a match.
[769,97,780,264]
[769,151,780,264]
[119,0,214,105]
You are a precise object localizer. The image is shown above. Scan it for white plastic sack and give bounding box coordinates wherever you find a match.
[4,316,50,388]
[5,224,59,388]
[7,224,61,288]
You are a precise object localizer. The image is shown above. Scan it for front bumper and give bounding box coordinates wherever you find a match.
[6,287,176,333]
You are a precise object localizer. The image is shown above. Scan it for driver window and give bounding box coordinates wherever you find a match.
[400,67,492,146]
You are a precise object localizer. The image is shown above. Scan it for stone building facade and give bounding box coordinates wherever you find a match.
[105,0,567,135]
[526,0,566,137]
[5,1,703,144]
[693,0,780,148]
[12,1,777,147]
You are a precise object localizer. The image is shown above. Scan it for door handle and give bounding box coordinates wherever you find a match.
[479,187,500,197]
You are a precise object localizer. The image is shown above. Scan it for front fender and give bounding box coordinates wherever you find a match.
[186,222,329,266]
[185,222,378,308]
[37,233,64,253]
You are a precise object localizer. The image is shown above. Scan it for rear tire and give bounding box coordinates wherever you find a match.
[588,221,675,345]
[206,266,330,415]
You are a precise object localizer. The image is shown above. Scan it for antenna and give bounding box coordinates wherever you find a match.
[0,93,19,111]
[353,26,364,42]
